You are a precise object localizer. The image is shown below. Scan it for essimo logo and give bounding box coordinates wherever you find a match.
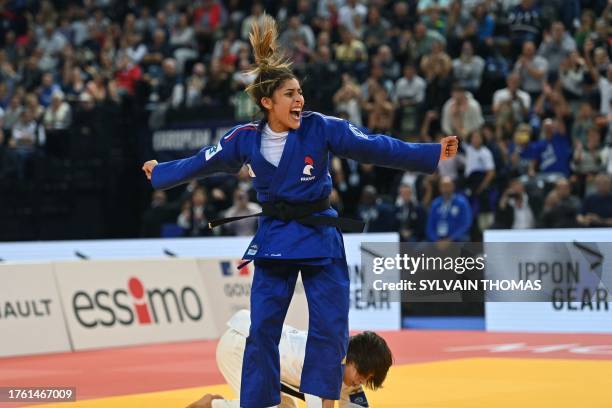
[72,277,203,328]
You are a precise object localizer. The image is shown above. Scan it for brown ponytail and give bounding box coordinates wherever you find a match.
[245,14,296,112]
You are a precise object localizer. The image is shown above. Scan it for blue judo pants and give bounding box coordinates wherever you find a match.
[239,257,350,408]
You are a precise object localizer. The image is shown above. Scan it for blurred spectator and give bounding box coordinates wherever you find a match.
[532,118,572,177]
[3,94,24,131]
[493,72,531,123]
[421,40,452,110]
[577,173,612,227]
[513,41,548,100]
[571,101,598,145]
[506,123,536,177]
[413,21,446,59]
[338,0,368,36]
[333,73,363,126]
[114,55,142,96]
[221,189,262,236]
[42,90,71,130]
[539,178,581,228]
[598,65,612,116]
[335,26,368,64]
[452,41,485,94]
[178,186,215,237]
[363,87,394,134]
[241,3,265,40]
[572,126,604,193]
[494,178,541,229]
[280,15,315,51]
[393,64,426,136]
[537,21,576,76]
[463,129,496,225]
[357,185,397,232]
[141,190,179,237]
[559,50,587,101]
[441,85,484,138]
[507,0,542,50]
[39,72,62,108]
[363,7,390,53]
[9,109,45,179]
[446,0,477,55]
[395,183,426,242]
[426,176,472,242]
[574,9,596,50]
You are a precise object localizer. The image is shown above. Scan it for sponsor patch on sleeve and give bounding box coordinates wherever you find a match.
[204,141,223,161]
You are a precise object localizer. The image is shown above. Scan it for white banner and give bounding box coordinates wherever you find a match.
[345,233,401,330]
[484,229,612,333]
[55,258,218,350]
[0,263,71,357]
[196,259,309,332]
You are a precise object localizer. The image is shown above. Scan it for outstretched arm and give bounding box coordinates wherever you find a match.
[326,118,457,173]
[143,126,245,190]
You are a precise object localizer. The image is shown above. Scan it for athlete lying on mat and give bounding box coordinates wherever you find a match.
[186,310,393,408]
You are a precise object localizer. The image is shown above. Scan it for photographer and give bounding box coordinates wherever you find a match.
[494,178,541,229]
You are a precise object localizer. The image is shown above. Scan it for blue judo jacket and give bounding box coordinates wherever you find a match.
[152,111,441,261]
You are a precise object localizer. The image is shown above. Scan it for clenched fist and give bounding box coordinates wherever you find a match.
[142,160,158,180]
[440,136,458,161]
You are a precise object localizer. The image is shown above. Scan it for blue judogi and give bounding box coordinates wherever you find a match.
[151,111,440,406]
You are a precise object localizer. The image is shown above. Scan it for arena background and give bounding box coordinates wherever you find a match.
[1,0,611,406]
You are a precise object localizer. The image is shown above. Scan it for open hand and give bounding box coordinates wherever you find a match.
[142,160,158,180]
[440,136,458,161]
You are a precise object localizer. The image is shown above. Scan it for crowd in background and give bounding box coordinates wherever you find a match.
[0,0,611,242]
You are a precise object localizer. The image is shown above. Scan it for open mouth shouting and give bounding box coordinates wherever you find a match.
[290,107,301,121]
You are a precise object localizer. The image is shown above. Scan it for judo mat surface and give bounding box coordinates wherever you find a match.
[1,329,611,407]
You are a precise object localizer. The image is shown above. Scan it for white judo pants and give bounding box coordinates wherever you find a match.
[216,327,298,408]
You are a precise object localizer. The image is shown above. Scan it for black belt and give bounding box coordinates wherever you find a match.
[208,197,365,232]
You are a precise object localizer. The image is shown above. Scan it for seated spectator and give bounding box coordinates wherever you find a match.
[513,41,548,100]
[493,72,531,123]
[533,81,571,121]
[335,26,368,64]
[577,173,612,227]
[532,118,572,177]
[452,41,484,94]
[395,183,426,242]
[426,176,472,242]
[43,90,72,130]
[421,40,452,111]
[9,109,45,179]
[357,185,397,232]
[441,84,484,138]
[38,72,62,108]
[221,189,262,236]
[537,21,576,76]
[412,21,446,60]
[494,178,540,229]
[394,64,426,107]
[140,190,180,237]
[539,178,581,228]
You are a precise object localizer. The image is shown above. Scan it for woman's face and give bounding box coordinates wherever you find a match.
[263,77,304,132]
